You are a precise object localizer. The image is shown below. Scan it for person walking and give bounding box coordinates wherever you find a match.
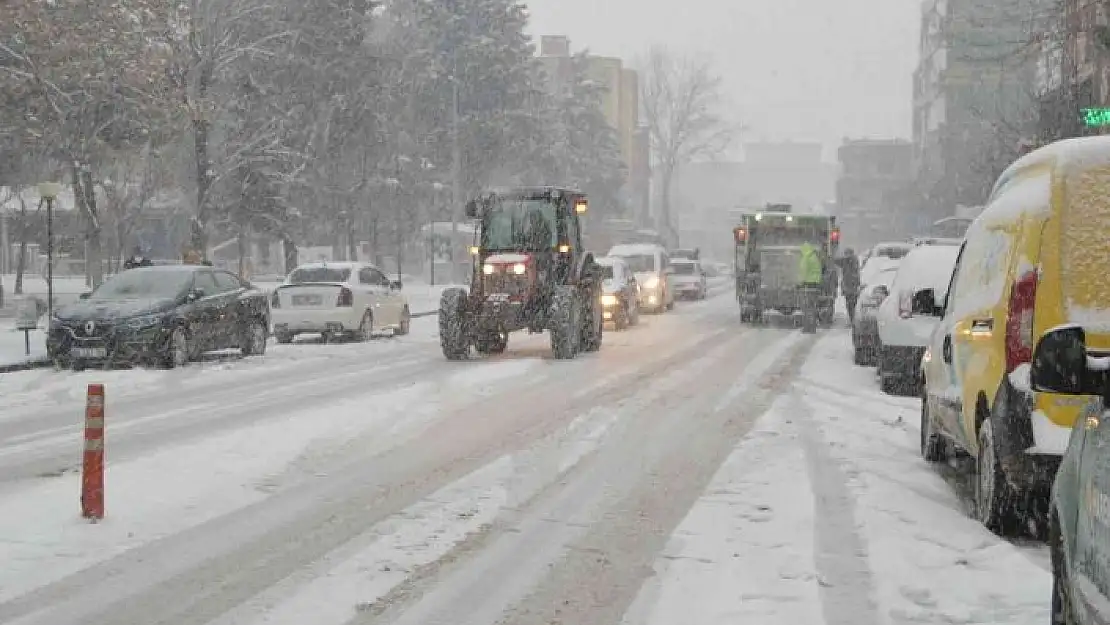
[797,241,823,333]
[836,248,861,324]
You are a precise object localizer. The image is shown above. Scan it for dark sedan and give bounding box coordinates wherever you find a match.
[47,265,271,369]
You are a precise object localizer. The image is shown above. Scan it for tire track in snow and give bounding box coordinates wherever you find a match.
[791,392,881,625]
[0,323,741,625]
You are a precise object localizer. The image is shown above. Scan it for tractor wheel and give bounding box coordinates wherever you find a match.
[438,288,470,360]
[581,288,603,352]
[549,286,580,360]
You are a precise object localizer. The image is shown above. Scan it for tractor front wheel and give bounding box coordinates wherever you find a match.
[439,288,470,360]
[550,286,580,360]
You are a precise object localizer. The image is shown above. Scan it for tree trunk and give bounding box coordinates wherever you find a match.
[659,165,678,247]
[282,236,298,273]
[190,116,212,256]
[14,195,28,295]
[236,226,247,278]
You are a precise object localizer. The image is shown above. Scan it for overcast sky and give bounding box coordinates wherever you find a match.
[526,0,919,161]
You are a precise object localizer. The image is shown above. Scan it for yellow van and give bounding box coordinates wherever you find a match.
[917,136,1110,536]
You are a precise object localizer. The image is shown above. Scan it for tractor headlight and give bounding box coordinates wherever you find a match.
[482,263,495,275]
[512,263,526,275]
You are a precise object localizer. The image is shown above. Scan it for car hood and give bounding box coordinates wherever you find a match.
[55,298,176,322]
[634,271,661,286]
[602,279,624,294]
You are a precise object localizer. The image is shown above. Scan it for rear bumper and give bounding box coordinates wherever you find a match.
[879,344,924,379]
[272,308,363,333]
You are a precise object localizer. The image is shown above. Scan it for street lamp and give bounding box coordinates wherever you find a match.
[37,181,62,324]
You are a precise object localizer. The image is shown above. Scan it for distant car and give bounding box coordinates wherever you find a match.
[911,236,963,247]
[859,241,912,295]
[270,262,410,343]
[670,258,707,300]
[47,265,270,369]
[852,266,898,365]
[608,243,675,313]
[875,244,959,394]
[596,256,640,329]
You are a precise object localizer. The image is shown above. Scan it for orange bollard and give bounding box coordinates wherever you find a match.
[81,384,105,520]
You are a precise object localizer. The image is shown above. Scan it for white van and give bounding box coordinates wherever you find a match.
[607,243,675,313]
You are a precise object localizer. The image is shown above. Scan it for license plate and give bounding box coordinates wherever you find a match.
[292,294,322,306]
[72,347,107,359]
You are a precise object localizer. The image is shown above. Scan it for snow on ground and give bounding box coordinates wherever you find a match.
[796,331,1051,624]
[0,316,440,421]
[620,397,824,625]
[626,328,1051,625]
[0,353,538,602]
[0,320,46,367]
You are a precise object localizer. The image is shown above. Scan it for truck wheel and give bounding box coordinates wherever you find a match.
[581,290,603,352]
[549,286,580,359]
[438,288,470,360]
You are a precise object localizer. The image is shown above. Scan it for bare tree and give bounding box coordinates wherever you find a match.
[640,46,733,245]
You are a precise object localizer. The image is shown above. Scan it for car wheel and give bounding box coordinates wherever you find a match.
[163,327,190,369]
[241,319,268,357]
[1051,510,1077,625]
[396,306,411,336]
[920,395,947,462]
[976,418,1019,535]
[357,310,374,342]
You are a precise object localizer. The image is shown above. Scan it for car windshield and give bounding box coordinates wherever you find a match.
[619,254,657,273]
[92,270,192,299]
[288,267,352,284]
[672,262,696,275]
[875,245,910,260]
[599,265,615,280]
[480,198,559,251]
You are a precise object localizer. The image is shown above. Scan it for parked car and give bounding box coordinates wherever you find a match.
[596,256,640,329]
[875,244,960,393]
[607,243,674,313]
[859,241,912,292]
[271,262,410,343]
[919,136,1110,536]
[47,265,270,369]
[669,258,708,300]
[852,266,898,365]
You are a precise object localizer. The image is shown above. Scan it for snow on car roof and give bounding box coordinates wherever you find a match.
[892,245,960,295]
[596,256,625,266]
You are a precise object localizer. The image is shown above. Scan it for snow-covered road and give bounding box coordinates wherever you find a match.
[0,291,1053,625]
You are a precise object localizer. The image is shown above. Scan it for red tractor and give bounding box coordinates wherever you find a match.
[438,187,604,360]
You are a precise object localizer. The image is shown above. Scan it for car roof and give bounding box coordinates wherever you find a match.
[596,256,625,266]
[608,243,662,255]
[893,245,960,289]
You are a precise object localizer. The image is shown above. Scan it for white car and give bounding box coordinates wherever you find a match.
[607,243,675,313]
[669,258,707,300]
[875,245,960,394]
[270,262,411,343]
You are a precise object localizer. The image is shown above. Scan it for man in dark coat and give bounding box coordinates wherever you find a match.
[836,248,861,324]
[123,246,153,270]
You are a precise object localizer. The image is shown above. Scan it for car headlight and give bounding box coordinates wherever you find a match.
[600,294,618,307]
[512,263,526,275]
[482,263,495,275]
[125,313,163,330]
[643,276,660,289]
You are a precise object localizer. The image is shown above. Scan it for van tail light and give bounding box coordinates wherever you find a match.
[898,291,912,319]
[270,290,280,308]
[336,287,353,307]
[1004,269,1038,373]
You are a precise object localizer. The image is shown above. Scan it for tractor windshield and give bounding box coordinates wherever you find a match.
[480,198,559,251]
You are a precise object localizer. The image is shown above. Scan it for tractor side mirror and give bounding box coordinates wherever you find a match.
[1030,325,1103,395]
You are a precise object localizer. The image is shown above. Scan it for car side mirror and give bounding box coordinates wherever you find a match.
[911,288,940,316]
[1031,325,1105,395]
[390,280,403,291]
[186,288,205,303]
[464,199,479,219]
[78,291,92,300]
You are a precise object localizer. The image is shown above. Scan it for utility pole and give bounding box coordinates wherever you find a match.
[450,62,461,284]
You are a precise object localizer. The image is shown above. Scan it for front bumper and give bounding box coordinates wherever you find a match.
[48,321,171,363]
